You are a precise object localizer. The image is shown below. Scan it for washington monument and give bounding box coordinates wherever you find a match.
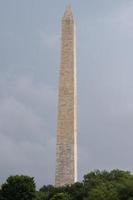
[55,5,77,187]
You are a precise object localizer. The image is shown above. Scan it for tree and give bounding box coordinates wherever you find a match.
[35,191,49,200]
[0,175,36,200]
[50,193,71,200]
[39,185,62,199]
[1,170,133,200]
[85,183,119,200]
[63,182,85,200]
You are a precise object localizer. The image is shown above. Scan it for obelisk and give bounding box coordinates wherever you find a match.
[55,5,77,187]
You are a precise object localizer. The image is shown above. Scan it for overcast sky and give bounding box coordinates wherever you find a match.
[0,0,133,188]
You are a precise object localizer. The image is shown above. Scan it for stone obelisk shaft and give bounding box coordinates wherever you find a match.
[55,6,77,187]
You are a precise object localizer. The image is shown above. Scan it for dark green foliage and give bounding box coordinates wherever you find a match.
[50,192,71,200]
[0,175,36,200]
[1,170,133,200]
[83,169,133,200]
[62,182,85,200]
[85,183,119,200]
[39,185,63,199]
[39,182,84,200]
[35,191,49,200]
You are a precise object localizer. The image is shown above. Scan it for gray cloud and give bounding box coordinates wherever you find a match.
[0,70,56,187]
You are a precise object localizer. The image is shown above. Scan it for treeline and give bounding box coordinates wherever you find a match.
[0,170,133,200]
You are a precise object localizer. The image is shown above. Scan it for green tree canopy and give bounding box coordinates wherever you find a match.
[50,192,71,200]
[1,170,133,200]
[35,191,49,200]
[85,183,119,200]
[0,175,36,200]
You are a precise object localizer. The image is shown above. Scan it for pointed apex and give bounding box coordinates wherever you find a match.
[67,4,72,11]
[63,4,74,20]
